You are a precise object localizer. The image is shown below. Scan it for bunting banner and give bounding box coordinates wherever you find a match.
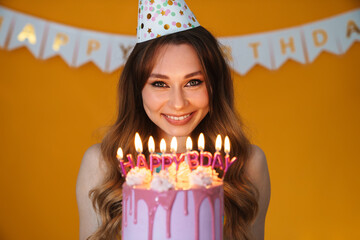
[0,6,359,75]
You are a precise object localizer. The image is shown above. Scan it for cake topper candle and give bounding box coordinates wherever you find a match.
[198,133,213,167]
[160,139,173,170]
[186,137,199,169]
[149,136,161,172]
[212,135,224,170]
[117,147,134,176]
[224,136,237,174]
[135,133,148,169]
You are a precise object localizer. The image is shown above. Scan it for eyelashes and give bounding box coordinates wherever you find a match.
[150,79,203,88]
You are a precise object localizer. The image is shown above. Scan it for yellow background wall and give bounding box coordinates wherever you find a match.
[1,0,359,239]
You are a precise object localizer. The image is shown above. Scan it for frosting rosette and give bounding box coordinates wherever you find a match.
[189,166,219,187]
[150,170,175,192]
[126,167,152,186]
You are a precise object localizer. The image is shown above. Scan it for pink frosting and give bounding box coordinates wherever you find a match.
[122,183,223,240]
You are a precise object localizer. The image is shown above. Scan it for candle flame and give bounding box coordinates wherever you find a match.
[135,132,143,153]
[160,138,166,153]
[198,133,205,150]
[224,136,230,153]
[215,134,222,151]
[148,136,155,153]
[116,147,123,159]
[170,137,177,153]
[186,137,193,151]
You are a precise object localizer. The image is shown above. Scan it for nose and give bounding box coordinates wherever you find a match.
[168,87,188,110]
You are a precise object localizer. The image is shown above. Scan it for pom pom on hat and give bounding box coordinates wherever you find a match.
[137,0,200,43]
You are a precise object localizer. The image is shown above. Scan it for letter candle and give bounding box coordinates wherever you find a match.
[186,137,199,170]
[148,136,161,172]
[160,139,173,170]
[198,133,213,167]
[224,136,237,174]
[117,147,134,176]
[212,135,224,170]
[135,133,148,169]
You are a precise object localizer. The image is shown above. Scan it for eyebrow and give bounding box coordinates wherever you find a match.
[149,71,203,79]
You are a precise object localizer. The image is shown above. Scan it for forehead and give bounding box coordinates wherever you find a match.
[151,44,203,75]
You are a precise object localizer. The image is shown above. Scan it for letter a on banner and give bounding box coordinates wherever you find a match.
[335,9,360,53]
[7,12,47,58]
[0,7,15,48]
[42,22,78,66]
[270,28,306,69]
[302,17,340,62]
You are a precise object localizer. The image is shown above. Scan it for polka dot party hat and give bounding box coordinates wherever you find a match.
[137,0,200,42]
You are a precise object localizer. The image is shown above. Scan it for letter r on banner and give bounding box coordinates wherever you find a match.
[312,29,328,47]
[52,33,69,51]
[17,23,37,44]
[87,39,100,55]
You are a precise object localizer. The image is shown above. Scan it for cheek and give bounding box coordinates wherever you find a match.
[142,88,167,112]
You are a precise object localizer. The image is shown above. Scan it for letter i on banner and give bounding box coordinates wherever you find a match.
[270,28,306,69]
[302,16,341,62]
[334,9,360,54]
[0,7,15,48]
[7,12,47,58]
[42,22,78,66]
[219,34,272,75]
[74,30,110,72]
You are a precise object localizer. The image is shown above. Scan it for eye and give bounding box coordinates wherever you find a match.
[186,79,203,87]
[151,81,169,88]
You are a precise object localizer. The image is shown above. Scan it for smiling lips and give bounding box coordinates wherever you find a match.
[162,112,194,125]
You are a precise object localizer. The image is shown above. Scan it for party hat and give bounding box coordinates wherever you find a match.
[137,0,200,42]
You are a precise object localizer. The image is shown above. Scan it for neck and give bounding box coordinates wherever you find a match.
[156,134,188,153]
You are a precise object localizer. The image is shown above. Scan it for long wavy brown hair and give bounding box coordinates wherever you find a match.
[88,26,258,240]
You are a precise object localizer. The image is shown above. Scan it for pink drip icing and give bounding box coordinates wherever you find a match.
[123,184,177,240]
[184,191,188,215]
[192,186,223,240]
[122,184,223,240]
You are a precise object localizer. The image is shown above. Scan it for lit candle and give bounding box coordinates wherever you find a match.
[160,139,173,170]
[149,136,161,172]
[186,136,199,170]
[117,147,134,176]
[212,134,224,170]
[224,136,237,174]
[198,133,212,167]
[135,132,148,169]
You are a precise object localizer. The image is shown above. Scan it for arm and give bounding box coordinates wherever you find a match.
[76,144,106,240]
[245,145,271,240]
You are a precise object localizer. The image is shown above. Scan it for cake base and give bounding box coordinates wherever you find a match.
[122,183,223,240]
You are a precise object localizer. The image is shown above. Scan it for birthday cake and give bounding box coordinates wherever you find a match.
[119,134,236,240]
[122,164,223,240]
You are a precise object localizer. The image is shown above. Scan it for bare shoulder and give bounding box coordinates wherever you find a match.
[76,143,107,240]
[245,145,271,240]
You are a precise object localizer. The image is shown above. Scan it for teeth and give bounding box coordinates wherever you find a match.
[166,113,191,121]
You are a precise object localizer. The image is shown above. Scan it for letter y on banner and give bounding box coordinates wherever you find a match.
[107,35,136,73]
[0,7,15,48]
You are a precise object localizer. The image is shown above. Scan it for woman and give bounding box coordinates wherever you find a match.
[77,2,270,240]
